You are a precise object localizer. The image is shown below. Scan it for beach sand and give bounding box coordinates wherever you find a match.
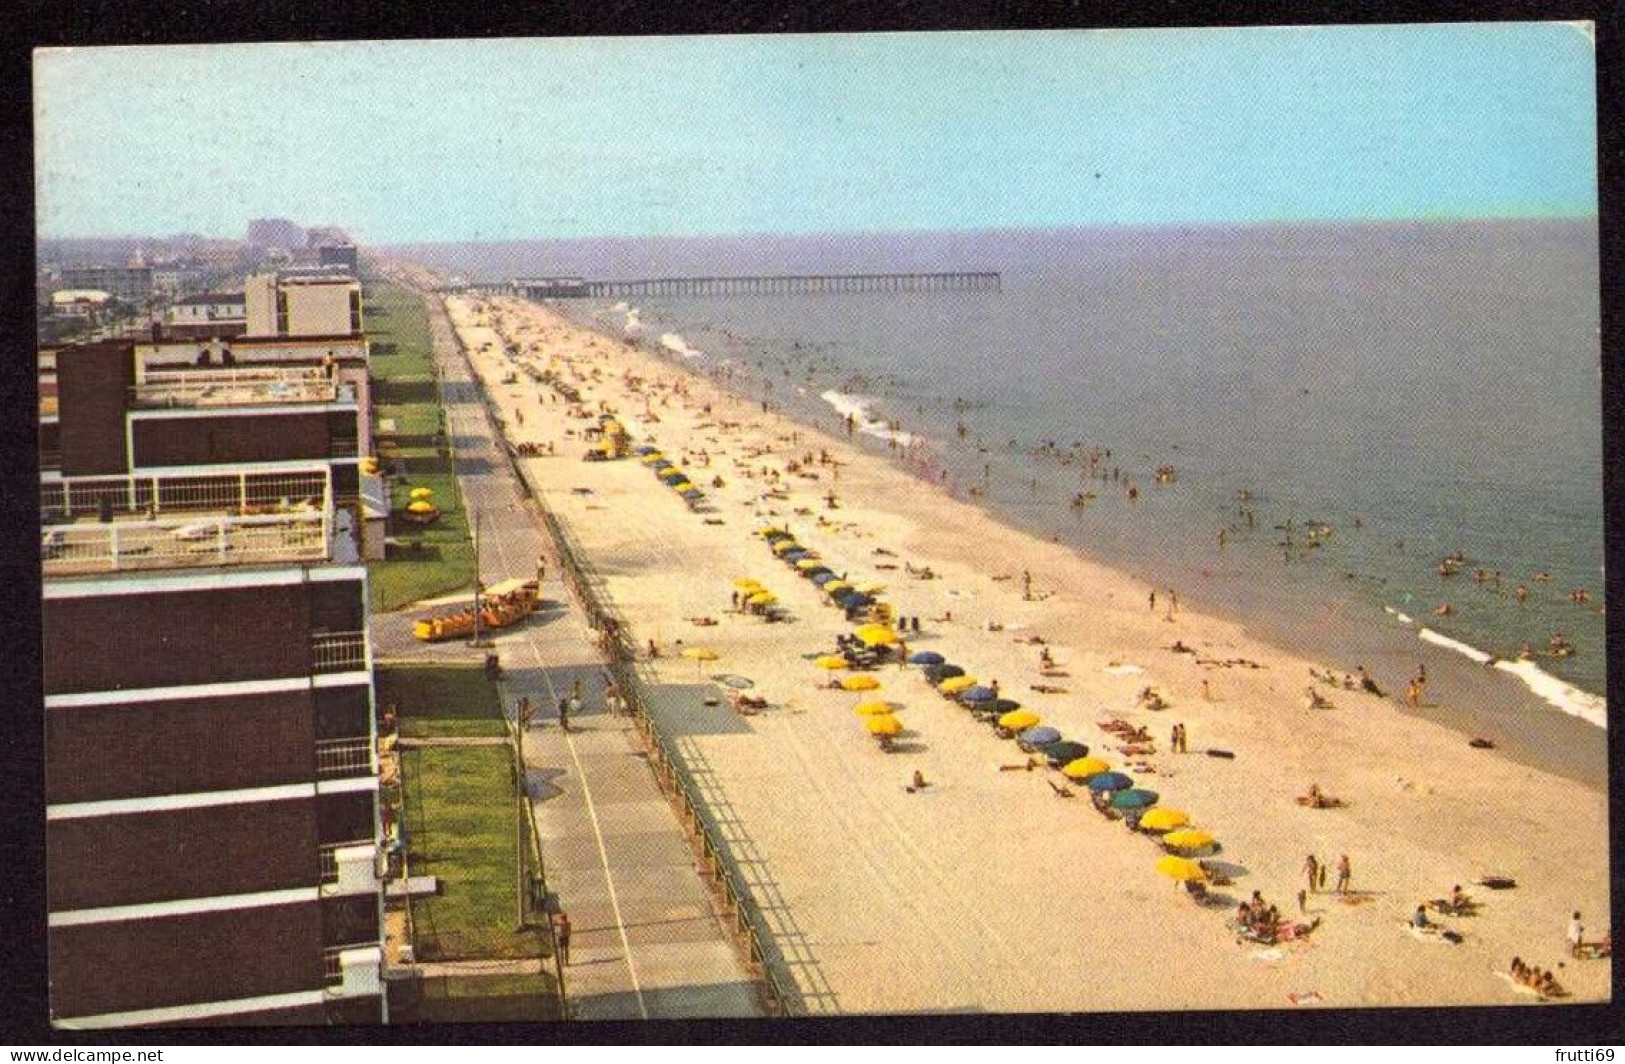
[419,278,1609,1013]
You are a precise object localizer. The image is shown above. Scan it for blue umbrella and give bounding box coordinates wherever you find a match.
[782,548,810,560]
[959,685,997,703]
[907,650,946,666]
[843,593,875,608]
[681,489,704,499]
[634,445,658,455]
[810,571,840,586]
[1019,725,1062,748]
[1086,772,1135,793]
[1110,788,1160,810]
[923,664,965,682]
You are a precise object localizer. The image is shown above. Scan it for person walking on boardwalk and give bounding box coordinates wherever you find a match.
[1335,854,1352,893]
[557,696,571,732]
[553,911,572,966]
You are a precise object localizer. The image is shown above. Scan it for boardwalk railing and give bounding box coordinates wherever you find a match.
[537,504,797,1018]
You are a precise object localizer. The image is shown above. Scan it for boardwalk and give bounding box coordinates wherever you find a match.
[375,284,763,1021]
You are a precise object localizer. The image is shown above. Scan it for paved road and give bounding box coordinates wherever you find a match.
[373,287,763,1021]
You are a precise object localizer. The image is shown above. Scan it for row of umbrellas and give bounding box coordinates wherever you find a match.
[636,444,706,507]
[733,577,779,609]
[905,647,1223,874]
[758,527,882,613]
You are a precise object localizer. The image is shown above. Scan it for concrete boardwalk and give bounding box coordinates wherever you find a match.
[375,285,762,1022]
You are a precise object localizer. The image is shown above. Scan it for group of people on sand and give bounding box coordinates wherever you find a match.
[1508,957,1565,998]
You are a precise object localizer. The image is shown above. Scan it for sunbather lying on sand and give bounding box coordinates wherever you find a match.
[1296,783,1345,808]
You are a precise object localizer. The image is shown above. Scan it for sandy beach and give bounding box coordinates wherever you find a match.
[420,278,1608,1013]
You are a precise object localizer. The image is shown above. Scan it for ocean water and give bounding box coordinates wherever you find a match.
[396,220,1606,780]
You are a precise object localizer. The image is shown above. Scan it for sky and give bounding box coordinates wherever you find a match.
[33,24,1598,242]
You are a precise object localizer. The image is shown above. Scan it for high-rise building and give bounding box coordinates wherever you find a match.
[245,270,364,339]
[41,340,387,1028]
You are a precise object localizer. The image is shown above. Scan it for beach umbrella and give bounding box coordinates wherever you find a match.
[1155,856,1208,883]
[409,487,436,499]
[1019,725,1062,748]
[682,647,719,661]
[772,540,802,555]
[815,655,850,670]
[1110,788,1160,810]
[1086,772,1134,793]
[1139,808,1191,833]
[1162,829,1217,852]
[649,458,673,470]
[1062,757,1113,781]
[853,700,893,716]
[1043,741,1090,766]
[823,580,852,594]
[734,577,763,590]
[406,500,437,514]
[959,685,997,703]
[938,675,978,695]
[747,591,777,606]
[782,547,811,560]
[671,481,695,493]
[854,624,899,647]
[795,558,825,571]
[659,469,687,483]
[640,452,664,464]
[809,571,839,585]
[682,489,704,500]
[840,675,881,692]
[997,709,1041,731]
[908,651,946,666]
[759,527,789,538]
[843,593,875,609]
[634,445,658,456]
[864,714,903,736]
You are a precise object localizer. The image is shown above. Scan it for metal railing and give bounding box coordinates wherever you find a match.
[322,941,379,986]
[41,469,331,520]
[318,840,378,886]
[311,631,368,674]
[316,736,375,777]
[42,509,330,576]
[130,366,341,408]
[536,502,796,1017]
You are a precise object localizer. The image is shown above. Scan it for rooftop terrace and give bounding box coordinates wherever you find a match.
[130,366,353,409]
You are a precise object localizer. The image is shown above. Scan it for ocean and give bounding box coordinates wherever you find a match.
[392,220,1607,784]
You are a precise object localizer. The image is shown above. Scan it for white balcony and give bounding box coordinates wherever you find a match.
[41,509,329,576]
[130,366,353,409]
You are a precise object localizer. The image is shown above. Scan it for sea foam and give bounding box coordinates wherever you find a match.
[660,332,703,359]
[1416,627,1606,728]
[819,389,918,447]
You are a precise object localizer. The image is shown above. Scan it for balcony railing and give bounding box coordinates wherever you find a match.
[130,366,345,409]
[316,736,375,778]
[318,839,378,887]
[311,630,368,674]
[42,509,330,576]
[322,942,380,987]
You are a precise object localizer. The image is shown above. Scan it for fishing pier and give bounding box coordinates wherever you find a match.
[440,272,1001,299]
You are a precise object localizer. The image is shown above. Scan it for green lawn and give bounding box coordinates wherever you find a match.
[365,279,476,612]
[392,972,560,1024]
[376,663,508,739]
[402,745,547,962]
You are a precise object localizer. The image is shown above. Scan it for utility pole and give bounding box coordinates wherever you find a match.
[470,509,488,648]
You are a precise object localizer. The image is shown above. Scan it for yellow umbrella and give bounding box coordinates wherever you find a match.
[854,581,888,595]
[734,577,764,590]
[682,647,719,661]
[815,655,850,670]
[794,558,824,570]
[758,527,788,538]
[1061,756,1112,781]
[746,591,777,606]
[997,709,1041,731]
[640,452,665,464]
[1155,855,1209,882]
[938,675,977,694]
[409,486,436,499]
[1163,829,1217,852]
[864,714,903,736]
[853,700,893,716]
[405,500,437,514]
[772,540,801,555]
[1139,808,1192,832]
[671,481,695,493]
[840,675,881,692]
[854,625,899,647]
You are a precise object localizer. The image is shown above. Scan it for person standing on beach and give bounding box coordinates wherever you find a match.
[1149,589,1157,612]
[1304,855,1319,894]
[1335,854,1351,893]
[1317,859,1329,893]
[1569,912,1585,957]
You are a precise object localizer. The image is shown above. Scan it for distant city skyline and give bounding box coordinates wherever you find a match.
[34,24,1597,243]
